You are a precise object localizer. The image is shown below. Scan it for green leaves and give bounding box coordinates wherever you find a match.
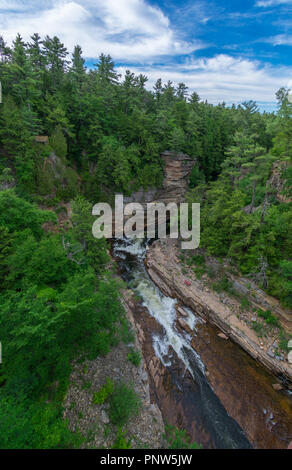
[0,187,126,448]
[187,98,292,308]
[108,382,141,426]
[49,125,67,160]
[0,397,81,449]
[0,190,56,236]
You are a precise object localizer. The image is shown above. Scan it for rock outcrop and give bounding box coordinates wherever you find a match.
[113,151,195,236]
[124,151,195,207]
[267,160,291,204]
[122,246,292,449]
[155,151,195,204]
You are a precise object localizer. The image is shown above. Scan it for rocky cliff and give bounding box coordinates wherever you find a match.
[119,241,292,449]
[155,151,195,204]
[124,151,195,206]
[113,151,195,236]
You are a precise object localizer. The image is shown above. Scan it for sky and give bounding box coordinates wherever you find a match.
[1,0,292,111]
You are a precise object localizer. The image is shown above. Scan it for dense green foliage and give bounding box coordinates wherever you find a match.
[127,348,142,366]
[0,32,291,448]
[187,94,292,307]
[92,378,114,405]
[109,382,141,426]
[0,33,253,203]
[164,424,202,449]
[0,190,125,448]
[111,428,132,449]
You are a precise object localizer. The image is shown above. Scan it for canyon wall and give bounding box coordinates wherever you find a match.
[124,151,195,206]
[113,151,195,236]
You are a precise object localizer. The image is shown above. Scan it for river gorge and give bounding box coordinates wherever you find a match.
[113,236,292,449]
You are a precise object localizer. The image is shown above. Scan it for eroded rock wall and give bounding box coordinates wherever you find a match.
[113,151,195,236]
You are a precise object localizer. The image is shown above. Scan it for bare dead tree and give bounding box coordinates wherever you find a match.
[256,255,269,289]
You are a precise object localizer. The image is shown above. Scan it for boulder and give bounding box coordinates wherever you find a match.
[272,383,283,391]
[100,410,110,425]
[218,332,228,340]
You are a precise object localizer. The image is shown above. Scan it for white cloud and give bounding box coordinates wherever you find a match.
[0,0,203,61]
[256,0,292,7]
[117,54,292,106]
[267,34,292,45]
[0,0,291,107]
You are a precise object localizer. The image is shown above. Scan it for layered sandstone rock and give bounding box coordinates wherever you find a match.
[123,151,195,206]
[155,151,195,204]
[113,151,195,236]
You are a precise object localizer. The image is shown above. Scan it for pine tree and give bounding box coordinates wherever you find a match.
[94,53,120,85]
[43,36,69,90]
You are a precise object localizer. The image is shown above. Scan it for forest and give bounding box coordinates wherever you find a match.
[0,33,291,448]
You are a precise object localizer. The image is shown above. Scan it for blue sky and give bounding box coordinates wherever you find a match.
[1,0,292,110]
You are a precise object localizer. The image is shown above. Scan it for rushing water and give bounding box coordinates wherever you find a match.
[115,238,204,374]
[113,237,253,449]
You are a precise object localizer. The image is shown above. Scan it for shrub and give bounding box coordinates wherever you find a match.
[92,378,114,405]
[213,276,233,293]
[240,297,250,311]
[207,266,216,279]
[82,381,91,390]
[109,383,141,426]
[252,321,264,336]
[278,331,292,352]
[257,309,280,328]
[127,348,142,367]
[164,424,202,449]
[191,254,205,266]
[193,266,205,279]
[120,317,135,344]
[111,428,132,449]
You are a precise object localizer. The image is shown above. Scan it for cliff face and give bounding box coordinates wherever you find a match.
[123,151,195,206]
[63,286,165,449]
[268,160,292,204]
[155,151,195,204]
[113,150,195,236]
[118,240,292,449]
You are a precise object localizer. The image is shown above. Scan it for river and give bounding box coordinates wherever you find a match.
[113,237,292,449]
